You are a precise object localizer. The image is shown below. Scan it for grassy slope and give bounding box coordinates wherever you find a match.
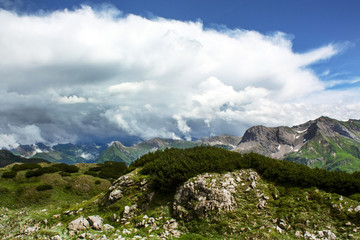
[2,167,358,239]
[285,132,360,173]
[1,148,360,239]
[0,162,111,209]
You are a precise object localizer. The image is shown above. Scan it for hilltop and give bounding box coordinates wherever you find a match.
[0,147,359,239]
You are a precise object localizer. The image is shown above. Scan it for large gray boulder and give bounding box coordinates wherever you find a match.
[173,170,261,220]
[68,217,90,233]
[87,215,104,231]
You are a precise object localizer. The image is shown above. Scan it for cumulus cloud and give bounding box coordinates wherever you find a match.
[0,5,359,147]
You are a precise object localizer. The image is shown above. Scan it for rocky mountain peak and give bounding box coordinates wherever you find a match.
[234,116,360,172]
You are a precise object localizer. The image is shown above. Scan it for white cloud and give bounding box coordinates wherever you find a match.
[0,124,44,149]
[0,5,359,146]
[58,95,88,104]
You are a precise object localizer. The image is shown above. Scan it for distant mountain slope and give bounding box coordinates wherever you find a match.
[11,143,108,164]
[97,134,241,165]
[195,134,241,149]
[234,116,360,172]
[97,138,198,165]
[0,150,48,167]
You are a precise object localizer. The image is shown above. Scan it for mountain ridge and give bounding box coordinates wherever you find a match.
[6,116,360,172]
[234,116,360,172]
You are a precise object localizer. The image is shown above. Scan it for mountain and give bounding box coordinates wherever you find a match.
[96,138,199,165]
[1,147,359,239]
[234,116,360,172]
[96,134,241,165]
[195,134,241,149]
[11,143,108,165]
[0,150,48,167]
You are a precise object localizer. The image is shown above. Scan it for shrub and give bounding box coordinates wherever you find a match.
[132,146,360,195]
[12,163,41,171]
[89,166,101,172]
[2,171,17,179]
[84,171,98,177]
[97,161,128,180]
[59,171,71,177]
[36,184,53,191]
[95,180,101,185]
[25,166,58,178]
[53,163,79,173]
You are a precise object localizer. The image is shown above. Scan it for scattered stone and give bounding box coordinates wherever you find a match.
[323,230,336,240]
[64,210,75,216]
[257,200,267,209]
[122,229,131,235]
[95,235,107,240]
[79,233,87,239]
[104,224,115,231]
[304,231,317,239]
[275,225,283,234]
[50,236,62,240]
[24,226,40,235]
[354,206,360,212]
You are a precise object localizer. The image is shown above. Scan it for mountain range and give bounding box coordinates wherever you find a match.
[3,116,360,172]
[234,116,360,172]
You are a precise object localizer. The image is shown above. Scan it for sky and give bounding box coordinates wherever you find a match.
[0,0,360,148]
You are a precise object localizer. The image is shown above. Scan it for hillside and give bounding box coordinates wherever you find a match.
[1,147,360,239]
[11,143,108,165]
[0,150,48,168]
[234,116,360,172]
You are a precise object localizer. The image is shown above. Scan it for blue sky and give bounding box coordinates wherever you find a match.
[0,0,360,146]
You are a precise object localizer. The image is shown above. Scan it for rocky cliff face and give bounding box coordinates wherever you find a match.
[234,116,360,172]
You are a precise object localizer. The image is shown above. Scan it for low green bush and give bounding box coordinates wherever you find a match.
[88,162,128,181]
[25,163,79,178]
[12,163,41,171]
[84,171,98,177]
[25,166,58,178]
[2,171,17,179]
[132,146,360,196]
[36,184,53,191]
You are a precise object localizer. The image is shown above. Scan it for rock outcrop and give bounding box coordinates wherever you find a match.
[173,169,262,220]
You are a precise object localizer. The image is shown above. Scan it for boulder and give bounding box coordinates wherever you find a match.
[67,217,90,233]
[173,170,261,220]
[109,189,122,201]
[88,215,104,231]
